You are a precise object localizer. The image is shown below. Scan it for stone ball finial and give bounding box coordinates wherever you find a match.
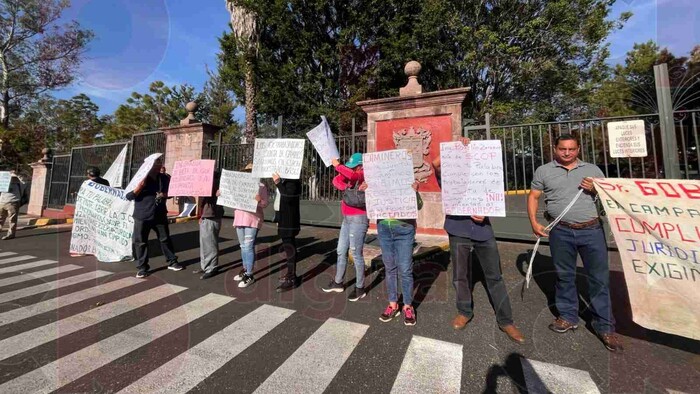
[40,148,52,163]
[404,61,422,77]
[181,101,199,125]
[186,101,198,113]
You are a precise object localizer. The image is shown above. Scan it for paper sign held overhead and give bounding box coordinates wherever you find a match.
[607,120,648,158]
[125,153,163,193]
[103,144,128,188]
[306,116,339,167]
[251,139,305,179]
[362,149,418,220]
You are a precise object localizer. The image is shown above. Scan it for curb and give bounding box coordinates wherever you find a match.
[16,215,197,231]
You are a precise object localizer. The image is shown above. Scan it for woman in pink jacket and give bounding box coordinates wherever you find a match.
[321,153,369,301]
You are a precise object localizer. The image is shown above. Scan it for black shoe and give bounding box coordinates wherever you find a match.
[200,270,216,280]
[322,280,344,293]
[2,234,15,240]
[168,262,184,271]
[276,276,299,292]
[136,270,149,278]
[348,287,366,302]
[238,273,255,288]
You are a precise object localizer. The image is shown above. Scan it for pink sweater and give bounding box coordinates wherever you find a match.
[233,183,270,229]
[333,165,366,216]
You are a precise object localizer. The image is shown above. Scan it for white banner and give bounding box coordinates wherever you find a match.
[217,170,260,213]
[103,144,128,188]
[251,139,305,179]
[0,171,11,193]
[306,116,339,167]
[594,178,700,340]
[69,181,134,262]
[363,149,417,220]
[440,140,506,217]
[125,153,163,193]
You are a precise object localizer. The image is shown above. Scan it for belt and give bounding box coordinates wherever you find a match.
[556,218,601,229]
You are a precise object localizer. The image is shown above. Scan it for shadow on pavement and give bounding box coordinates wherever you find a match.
[483,352,528,393]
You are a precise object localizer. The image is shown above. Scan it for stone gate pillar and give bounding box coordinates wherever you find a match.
[357,61,470,234]
[27,149,53,217]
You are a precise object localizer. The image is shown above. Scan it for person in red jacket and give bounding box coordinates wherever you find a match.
[322,153,369,301]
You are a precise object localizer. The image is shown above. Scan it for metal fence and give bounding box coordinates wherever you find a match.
[46,155,71,209]
[129,131,167,180]
[65,142,129,205]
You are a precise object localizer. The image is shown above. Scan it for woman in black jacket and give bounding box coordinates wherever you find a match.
[272,172,302,292]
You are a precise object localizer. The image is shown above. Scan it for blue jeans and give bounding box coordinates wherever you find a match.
[549,223,615,334]
[335,214,369,288]
[236,227,259,275]
[377,221,416,306]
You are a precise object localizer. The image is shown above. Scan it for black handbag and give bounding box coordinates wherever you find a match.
[343,182,366,209]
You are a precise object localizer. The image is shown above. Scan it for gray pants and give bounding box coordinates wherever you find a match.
[0,202,19,237]
[199,218,221,273]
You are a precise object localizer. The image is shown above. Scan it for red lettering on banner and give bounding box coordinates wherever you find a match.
[658,182,681,198]
[635,180,657,196]
[615,217,630,232]
[678,225,697,243]
[595,180,617,191]
[680,183,700,199]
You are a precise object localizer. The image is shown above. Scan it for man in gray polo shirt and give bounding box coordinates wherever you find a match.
[528,134,622,352]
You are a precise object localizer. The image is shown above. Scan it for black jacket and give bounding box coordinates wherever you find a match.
[276,178,301,238]
[126,173,170,221]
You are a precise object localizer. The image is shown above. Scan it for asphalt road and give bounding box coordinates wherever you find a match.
[0,220,697,393]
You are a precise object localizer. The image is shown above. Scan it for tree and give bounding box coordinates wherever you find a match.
[203,63,241,141]
[0,0,93,127]
[225,0,259,142]
[54,93,102,148]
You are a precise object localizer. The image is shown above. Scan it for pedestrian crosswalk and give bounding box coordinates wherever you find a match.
[0,249,616,393]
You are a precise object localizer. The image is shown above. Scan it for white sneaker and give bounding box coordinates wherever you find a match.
[233,270,245,281]
[238,274,255,288]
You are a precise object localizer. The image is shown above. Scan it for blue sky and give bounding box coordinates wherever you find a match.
[53,0,698,119]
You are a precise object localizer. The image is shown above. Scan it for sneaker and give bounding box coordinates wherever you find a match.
[599,332,624,353]
[322,280,344,293]
[276,276,300,293]
[238,273,255,288]
[136,270,149,278]
[234,270,246,281]
[200,270,216,280]
[403,306,416,326]
[348,287,366,302]
[548,317,578,333]
[2,234,15,240]
[168,262,184,271]
[379,305,400,322]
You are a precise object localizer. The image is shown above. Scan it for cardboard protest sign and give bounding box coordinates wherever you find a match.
[363,149,417,220]
[594,178,700,340]
[70,181,134,262]
[103,144,128,188]
[607,120,647,158]
[125,153,163,193]
[306,116,339,167]
[251,139,305,179]
[0,171,11,193]
[217,170,260,212]
[168,160,216,197]
[440,140,505,217]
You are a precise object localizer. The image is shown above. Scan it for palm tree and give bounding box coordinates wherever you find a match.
[225,0,259,143]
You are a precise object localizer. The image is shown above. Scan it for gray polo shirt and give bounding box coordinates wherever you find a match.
[531,160,604,223]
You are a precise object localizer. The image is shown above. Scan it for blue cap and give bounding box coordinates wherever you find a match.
[345,153,363,168]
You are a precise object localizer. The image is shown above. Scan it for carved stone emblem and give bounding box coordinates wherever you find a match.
[393,126,432,183]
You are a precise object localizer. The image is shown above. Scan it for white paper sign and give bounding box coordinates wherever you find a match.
[363,149,418,219]
[103,144,128,188]
[217,170,260,212]
[125,153,163,193]
[0,172,11,193]
[306,116,339,167]
[607,120,648,158]
[251,139,305,179]
[440,140,506,217]
[69,181,134,262]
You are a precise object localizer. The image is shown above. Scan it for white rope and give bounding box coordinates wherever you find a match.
[525,189,584,289]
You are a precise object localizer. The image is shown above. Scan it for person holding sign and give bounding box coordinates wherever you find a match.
[0,170,24,240]
[86,167,110,186]
[230,163,270,288]
[272,172,302,292]
[197,170,224,280]
[126,158,183,278]
[321,153,369,301]
[433,138,524,344]
[528,134,622,352]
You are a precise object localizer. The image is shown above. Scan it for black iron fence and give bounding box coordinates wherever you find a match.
[46,155,71,209]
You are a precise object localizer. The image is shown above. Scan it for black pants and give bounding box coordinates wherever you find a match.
[133,218,178,271]
[280,236,297,277]
[449,234,513,326]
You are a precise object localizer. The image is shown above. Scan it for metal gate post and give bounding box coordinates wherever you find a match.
[654,63,681,179]
[64,148,75,205]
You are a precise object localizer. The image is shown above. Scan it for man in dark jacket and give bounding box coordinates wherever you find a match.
[272,172,302,292]
[126,158,182,278]
[87,167,110,186]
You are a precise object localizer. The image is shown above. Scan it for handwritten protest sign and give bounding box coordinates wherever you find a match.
[217,170,260,212]
[607,120,647,158]
[251,139,305,179]
[440,140,505,217]
[0,171,11,193]
[70,181,134,262]
[168,160,216,197]
[594,178,700,340]
[125,153,162,193]
[363,149,417,220]
[306,116,339,167]
[103,144,128,188]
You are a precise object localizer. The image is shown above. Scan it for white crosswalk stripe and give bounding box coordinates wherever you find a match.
[0,254,35,266]
[0,259,56,275]
[119,304,295,394]
[391,336,463,394]
[0,270,112,303]
[0,284,186,362]
[0,276,142,326]
[0,264,82,288]
[254,318,369,394]
[521,358,600,394]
